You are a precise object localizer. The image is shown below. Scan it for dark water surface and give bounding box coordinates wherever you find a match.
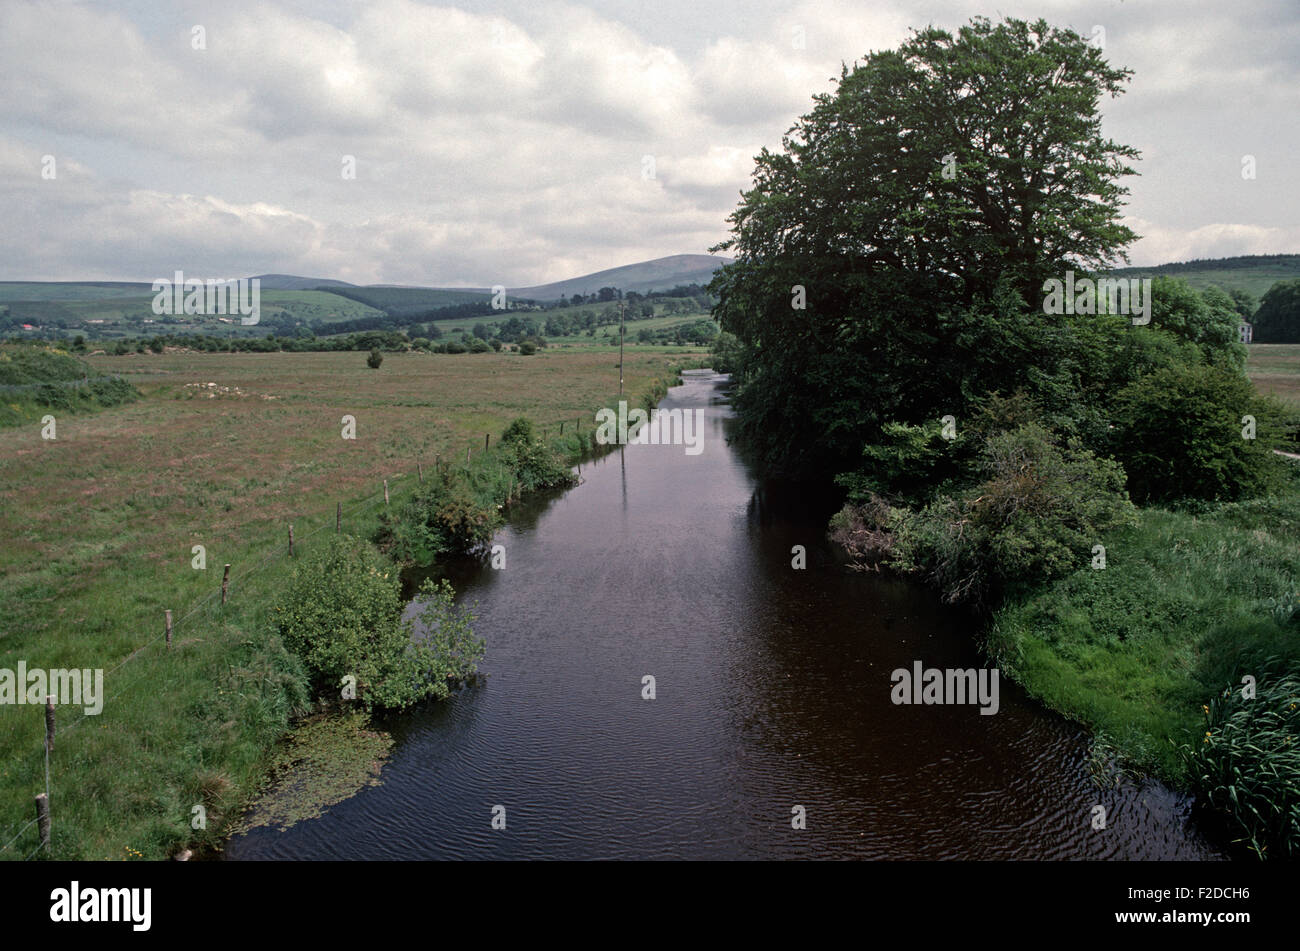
[229,370,1223,860]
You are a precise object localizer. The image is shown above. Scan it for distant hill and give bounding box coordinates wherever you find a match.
[252,274,355,291]
[317,285,492,317]
[1110,254,1300,301]
[0,282,152,302]
[508,254,734,300]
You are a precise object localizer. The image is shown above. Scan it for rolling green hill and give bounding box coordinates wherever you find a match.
[11,253,1297,339]
[510,253,732,300]
[1110,254,1300,301]
[2,290,384,335]
[0,282,153,302]
[317,285,491,317]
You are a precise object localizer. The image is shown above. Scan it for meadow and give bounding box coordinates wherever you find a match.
[0,346,695,860]
[1245,343,1300,409]
[3,290,387,335]
[1112,254,1300,300]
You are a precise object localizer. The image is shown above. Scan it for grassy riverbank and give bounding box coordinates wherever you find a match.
[824,344,1300,858]
[986,481,1300,783]
[980,347,1300,856]
[0,346,695,860]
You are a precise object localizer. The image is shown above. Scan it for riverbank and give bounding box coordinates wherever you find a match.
[828,450,1299,859]
[984,479,1300,855]
[228,368,1220,860]
[0,348,695,860]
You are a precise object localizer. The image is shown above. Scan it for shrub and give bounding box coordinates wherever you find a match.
[1111,362,1288,503]
[273,535,482,709]
[828,495,902,569]
[380,474,503,564]
[499,417,577,491]
[366,349,383,369]
[518,341,537,355]
[835,419,966,506]
[889,423,1136,606]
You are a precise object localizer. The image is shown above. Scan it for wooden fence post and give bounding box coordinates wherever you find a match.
[485,433,490,451]
[467,447,472,463]
[288,524,294,557]
[221,564,231,605]
[417,462,423,484]
[44,696,54,754]
[384,479,389,507]
[35,793,50,850]
[336,502,342,534]
[165,609,173,649]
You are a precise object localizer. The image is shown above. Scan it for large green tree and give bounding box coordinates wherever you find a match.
[1252,279,1300,343]
[710,16,1140,477]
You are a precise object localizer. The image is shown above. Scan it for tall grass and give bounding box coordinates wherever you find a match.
[986,467,1300,856]
[1183,660,1300,859]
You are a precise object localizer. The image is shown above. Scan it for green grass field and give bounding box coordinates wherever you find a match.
[5,290,386,335]
[0,347,698,860]
[0,282,153,303]
[1246,343,1300,409]
[1112,254,1300,301]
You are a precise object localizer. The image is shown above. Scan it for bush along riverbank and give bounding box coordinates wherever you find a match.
[200,374,675,854]
[374,377,673,567]
[827,389,1300,860]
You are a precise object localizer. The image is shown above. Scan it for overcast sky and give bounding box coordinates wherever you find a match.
[3,0,1297,286]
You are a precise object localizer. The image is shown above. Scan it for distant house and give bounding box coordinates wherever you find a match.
[1239,321,1253,344]
[21,323,35,330]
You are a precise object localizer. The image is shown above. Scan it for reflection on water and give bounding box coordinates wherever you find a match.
[228,370,1222,860]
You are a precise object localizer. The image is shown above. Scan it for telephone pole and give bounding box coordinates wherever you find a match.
[618,296,625,396]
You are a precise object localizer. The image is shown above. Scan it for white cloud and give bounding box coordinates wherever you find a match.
[0,0,1295,282]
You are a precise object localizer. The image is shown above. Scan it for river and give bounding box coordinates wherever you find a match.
[227,369,1222,859]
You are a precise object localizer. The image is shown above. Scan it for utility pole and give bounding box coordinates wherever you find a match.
[618,296,625,396]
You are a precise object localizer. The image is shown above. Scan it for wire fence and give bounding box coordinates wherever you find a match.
[0,411,601,859]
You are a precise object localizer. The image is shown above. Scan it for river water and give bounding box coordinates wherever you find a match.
[228,370,1222,860]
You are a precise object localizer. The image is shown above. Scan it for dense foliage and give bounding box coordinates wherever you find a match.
[836,423,1136,607]
[0,344,138,424]
[378,417,577,564]
[1110,362,1289,503]
[710,16,1139,478]
[1252,279,1300,342]
[274,535,483,710]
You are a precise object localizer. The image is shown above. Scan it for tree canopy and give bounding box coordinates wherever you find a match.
[710,16,1141,477]
[1252,278,1300,342]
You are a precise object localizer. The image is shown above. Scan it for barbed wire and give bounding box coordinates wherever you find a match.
[0,818,37,855]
